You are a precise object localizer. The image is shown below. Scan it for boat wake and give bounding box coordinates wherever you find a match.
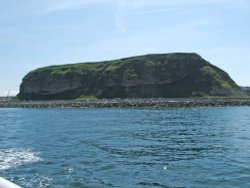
[0,148,41,170]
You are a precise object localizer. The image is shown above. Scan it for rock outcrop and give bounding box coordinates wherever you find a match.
[17,53,246,100]
[241,87,250,95]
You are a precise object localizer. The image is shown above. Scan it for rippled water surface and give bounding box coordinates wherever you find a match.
[1,107,250,187]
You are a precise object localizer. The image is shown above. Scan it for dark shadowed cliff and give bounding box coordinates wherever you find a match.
[17,53,246,100]
[241,87,250,95]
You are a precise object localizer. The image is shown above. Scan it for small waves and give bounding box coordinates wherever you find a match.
[0,148,42,170]
[16,175,54,188]
[1,108,250,187]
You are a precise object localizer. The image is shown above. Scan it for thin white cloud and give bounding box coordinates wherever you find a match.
[113,0,247,33]
[42,0,110,14]
[128,0,245,7]
[121,0,250,16]
[0,0,112,20]
[115,0,128,33]
[129,7,180,16]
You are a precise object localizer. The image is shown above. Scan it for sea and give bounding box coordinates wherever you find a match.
[1,107,250,188]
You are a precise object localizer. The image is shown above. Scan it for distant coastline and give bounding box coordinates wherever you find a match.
[1,98,250,108]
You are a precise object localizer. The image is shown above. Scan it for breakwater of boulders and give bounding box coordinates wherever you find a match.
[1,98,250,108]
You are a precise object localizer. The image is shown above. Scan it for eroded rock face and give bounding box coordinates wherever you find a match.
[18,53,246,100]
[241,87,250,95]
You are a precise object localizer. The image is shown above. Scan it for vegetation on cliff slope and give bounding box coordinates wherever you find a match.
[18,53,246,100]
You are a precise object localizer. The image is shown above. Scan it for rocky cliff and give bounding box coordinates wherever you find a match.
[241,87,250,95]
[17,53,246,100]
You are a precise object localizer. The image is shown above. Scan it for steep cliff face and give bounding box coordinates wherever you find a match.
[241,87,250,95]
[18,53,245,100]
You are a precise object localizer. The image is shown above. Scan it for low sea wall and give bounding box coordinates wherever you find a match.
[1,98,250,108]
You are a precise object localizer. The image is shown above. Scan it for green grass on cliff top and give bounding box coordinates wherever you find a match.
[201,65,238,89]
[28,53,202,76]
[25,52,241,92]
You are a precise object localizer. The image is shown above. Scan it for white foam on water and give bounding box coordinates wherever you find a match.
[19,174,54,188]
[0,148,42,170]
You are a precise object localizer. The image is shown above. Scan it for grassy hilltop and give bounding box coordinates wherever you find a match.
[17,53,246,100]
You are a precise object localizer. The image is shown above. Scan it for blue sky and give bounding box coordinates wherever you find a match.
[0,0,249,96]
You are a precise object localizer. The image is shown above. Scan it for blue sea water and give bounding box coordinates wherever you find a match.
[1,107,250,187]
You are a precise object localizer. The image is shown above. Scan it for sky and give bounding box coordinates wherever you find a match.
[0,0,250,96]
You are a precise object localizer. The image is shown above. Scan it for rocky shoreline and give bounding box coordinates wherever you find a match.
[1,98,250,108]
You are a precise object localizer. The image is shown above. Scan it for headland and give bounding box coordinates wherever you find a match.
[17,53,247,100]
